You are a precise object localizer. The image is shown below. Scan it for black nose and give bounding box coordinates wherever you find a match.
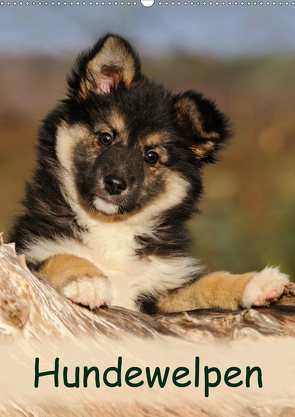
[104,175,127,196]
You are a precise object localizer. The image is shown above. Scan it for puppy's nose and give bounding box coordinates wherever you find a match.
[104,175,127,195]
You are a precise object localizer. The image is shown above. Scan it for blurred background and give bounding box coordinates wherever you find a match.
[0,6,295,277]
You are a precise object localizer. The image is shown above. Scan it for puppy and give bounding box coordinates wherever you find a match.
[8,34,289,314]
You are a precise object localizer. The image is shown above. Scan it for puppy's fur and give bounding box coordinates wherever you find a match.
[8,34,289,313]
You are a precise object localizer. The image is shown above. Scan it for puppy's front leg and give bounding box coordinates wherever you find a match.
[37,254,113,309]
[157,267,289,313]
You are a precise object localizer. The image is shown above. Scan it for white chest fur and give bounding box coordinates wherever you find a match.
[24,219,200,310]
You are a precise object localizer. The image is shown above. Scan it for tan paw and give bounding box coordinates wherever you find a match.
[61,276,113,309]
[241,266,289,308]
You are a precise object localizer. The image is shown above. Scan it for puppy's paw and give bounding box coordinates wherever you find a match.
[61,276,114,309]
[241,266,289,308]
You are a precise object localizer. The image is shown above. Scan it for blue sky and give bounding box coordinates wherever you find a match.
[0,6,294,58]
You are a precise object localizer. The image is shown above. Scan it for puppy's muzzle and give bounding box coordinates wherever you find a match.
[104,174,127,196]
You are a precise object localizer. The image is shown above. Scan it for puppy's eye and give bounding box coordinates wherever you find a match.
[99,133,113,146]
[144,151,159,165]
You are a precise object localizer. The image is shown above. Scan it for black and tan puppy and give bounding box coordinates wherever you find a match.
[8,34,289,313]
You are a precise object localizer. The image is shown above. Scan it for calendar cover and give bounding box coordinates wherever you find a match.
[0,4,294,416]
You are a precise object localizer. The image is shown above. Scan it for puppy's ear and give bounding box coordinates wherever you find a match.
[68,34,142,100]
[173,92,231,163]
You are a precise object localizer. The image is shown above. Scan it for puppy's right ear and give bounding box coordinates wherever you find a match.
[67,34,142,100]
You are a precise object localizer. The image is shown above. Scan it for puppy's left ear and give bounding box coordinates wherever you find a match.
[173,91,231,163]
[68,34,142,100]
